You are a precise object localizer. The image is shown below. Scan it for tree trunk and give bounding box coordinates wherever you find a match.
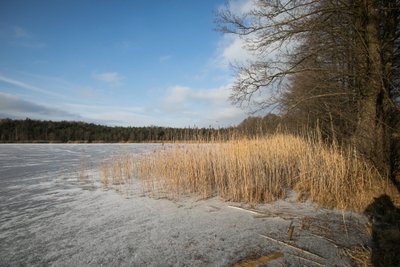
[353,0,391,176]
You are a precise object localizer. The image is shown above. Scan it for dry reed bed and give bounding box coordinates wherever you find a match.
[101,134,399,211]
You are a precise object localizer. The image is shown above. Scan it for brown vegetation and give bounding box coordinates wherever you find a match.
[101,134,399,212]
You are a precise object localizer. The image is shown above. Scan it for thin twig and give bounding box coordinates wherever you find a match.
[253,213,297,220]
[228,205,265,215]
[259,234,325,261]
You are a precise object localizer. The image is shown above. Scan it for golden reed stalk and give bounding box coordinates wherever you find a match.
[101,134,399,211]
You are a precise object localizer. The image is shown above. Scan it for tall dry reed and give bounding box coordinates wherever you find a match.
[99,153,135,194]
[79,156,89,181]
[134,134,398,211]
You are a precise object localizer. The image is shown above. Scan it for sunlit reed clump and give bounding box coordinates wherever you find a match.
[135,134,398,211]
[99,153,135,193]
[100,161,110,187]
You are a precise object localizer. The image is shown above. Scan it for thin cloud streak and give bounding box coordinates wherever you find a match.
[92,72,124,83]
[0,74,65,98]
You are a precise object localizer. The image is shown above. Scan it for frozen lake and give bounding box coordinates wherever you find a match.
[0,144,368,266]
[0,144,272,266]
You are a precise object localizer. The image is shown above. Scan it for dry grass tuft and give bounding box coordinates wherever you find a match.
[134,134,398,211]
[342,245,373,267]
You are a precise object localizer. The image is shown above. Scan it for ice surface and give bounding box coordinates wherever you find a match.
[0,144,369,266]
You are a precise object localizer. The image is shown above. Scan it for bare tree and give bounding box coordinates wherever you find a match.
[217,0,399,178]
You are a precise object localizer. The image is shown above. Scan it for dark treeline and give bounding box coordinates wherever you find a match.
[0,118,242,143]
[0,116,291,143]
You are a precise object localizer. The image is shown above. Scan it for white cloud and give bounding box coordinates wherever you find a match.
[212,106,246,124]
[213,0,295,71]
[210,0,258,70]
[161,84,247,127]
[214,34,256,69]
[191,86,231,105]
[215,0,299,66]
[210,0,295,114]
[163,85,231,109]
[92,72,124,84]
[163,86,191,108]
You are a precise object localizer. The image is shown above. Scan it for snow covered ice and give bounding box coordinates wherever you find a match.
[0,144,369,266]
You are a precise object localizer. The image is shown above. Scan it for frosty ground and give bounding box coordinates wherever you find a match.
[0,144,370,266]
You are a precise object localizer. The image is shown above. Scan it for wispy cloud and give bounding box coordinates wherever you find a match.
[0,92,80,120]
[63,103,157,127]
[10,26,47,49]
[0,74,65,98]
[13,26,30,39]
[92,72,124,84]
[159,55,172,62]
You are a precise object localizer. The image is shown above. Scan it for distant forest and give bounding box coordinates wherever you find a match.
[0,116,282,143]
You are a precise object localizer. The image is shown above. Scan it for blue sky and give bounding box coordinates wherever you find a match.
[0,0,255,127]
